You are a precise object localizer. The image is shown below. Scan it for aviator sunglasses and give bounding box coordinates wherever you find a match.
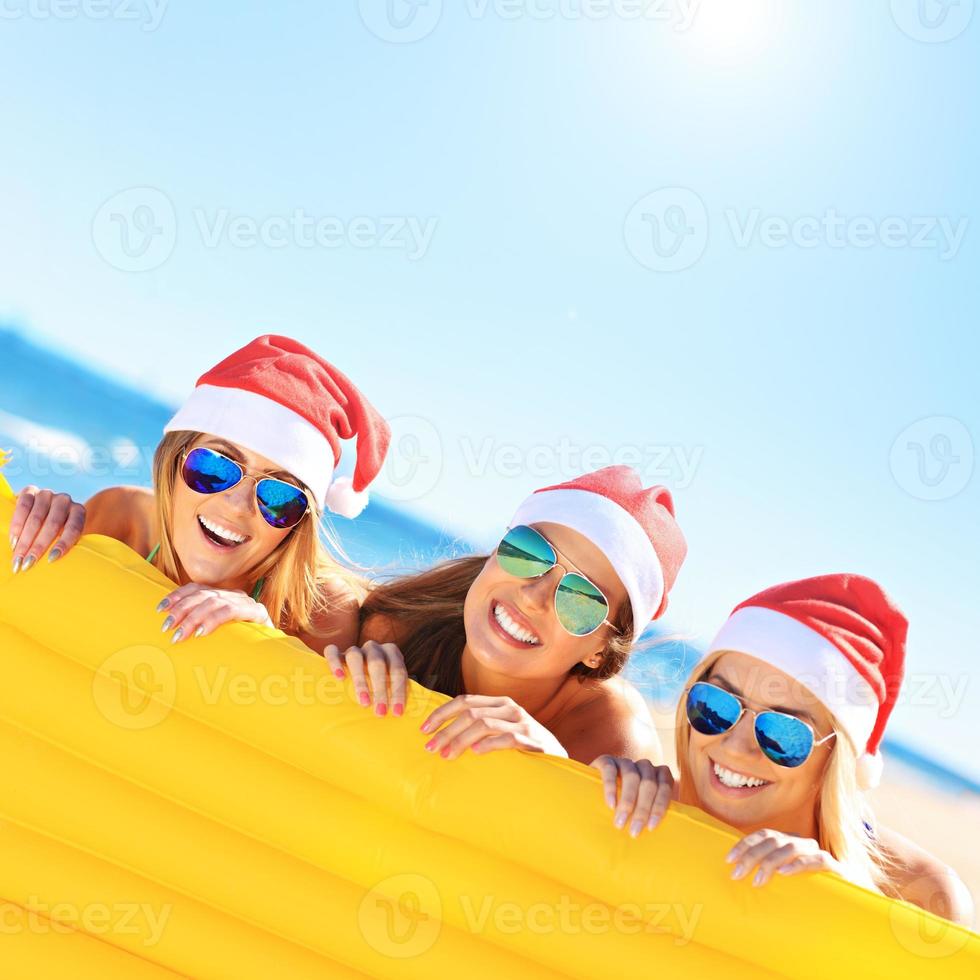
[686,680,837,769]
[494,524,616,638]
[180,446,310,530]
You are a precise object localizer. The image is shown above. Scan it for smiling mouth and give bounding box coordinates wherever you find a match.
[491,601,541,646]
[710,759,772,792]
[197,514,250,550]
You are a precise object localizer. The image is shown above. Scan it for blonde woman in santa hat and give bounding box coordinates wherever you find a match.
[338,466,687,766]
[594,574,974,925]
[7,335,390,651]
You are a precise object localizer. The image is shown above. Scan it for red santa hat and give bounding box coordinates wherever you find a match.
[508,466,687,630]
[705,574,908,789]
[164,335,390,518]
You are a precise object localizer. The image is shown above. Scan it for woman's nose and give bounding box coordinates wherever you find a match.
[222,476,257,514]
[721,711,761,758]
[520,567,562,612]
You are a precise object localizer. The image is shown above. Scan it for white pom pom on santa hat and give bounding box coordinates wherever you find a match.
[324,475,370,519]
[856,750,884,791]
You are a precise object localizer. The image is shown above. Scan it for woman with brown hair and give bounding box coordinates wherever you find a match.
[333,466,687,768]
[7,334,390,651]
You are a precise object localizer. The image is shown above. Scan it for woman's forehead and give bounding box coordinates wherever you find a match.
[531,521,625,603]
[195,434,292,477]
[710,651,832,724]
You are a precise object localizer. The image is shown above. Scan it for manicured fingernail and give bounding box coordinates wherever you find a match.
[375,703,388,717]
[440,746,451,758]
[648,815,661,830]
[21,555,35,572]
[420,720,432,733]
[753,871,765,886]
[725,850,737,863]
[393,703,404,717]
[161,616,174,632]
[47,548,62,563]
[9,534,16,550]
[731,864,746,880]
[629,821,643,838]
[358,692,370,706]
[334,669,345,678]
[156,598,170,612]
[614,812,627,829]
[193,626,205,638]
[424,739,437,752]
[171,628,183,644]
[11,556,21,574]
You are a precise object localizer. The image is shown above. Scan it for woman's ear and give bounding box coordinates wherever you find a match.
[582,650,604,670]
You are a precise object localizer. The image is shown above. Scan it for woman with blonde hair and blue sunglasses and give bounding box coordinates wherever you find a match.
[342,467,687,765]
[7,334,390,651]
[595,574,974,925]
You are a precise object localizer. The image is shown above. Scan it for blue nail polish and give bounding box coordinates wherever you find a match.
[12,556,21,574]
[193,626,204,638]
[47,548,62,563]
[21,555,35,572]
[753,870,765,886]
[161,616,174,632]
[171,628,183,644]
[156,597,170,612]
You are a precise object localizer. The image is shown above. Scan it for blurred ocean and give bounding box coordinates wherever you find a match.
[0,325,974,793]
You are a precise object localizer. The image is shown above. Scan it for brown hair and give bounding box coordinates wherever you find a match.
[151,430,367,633]
[360,554,635,696]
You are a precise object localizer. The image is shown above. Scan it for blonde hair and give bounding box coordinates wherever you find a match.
[674,650,893,893]
[150,430,368,633]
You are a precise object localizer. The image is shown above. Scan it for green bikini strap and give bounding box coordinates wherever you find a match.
[146,544,265,602]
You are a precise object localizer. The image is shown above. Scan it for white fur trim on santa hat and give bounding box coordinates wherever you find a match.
[706,606,880,758]
[510,487,665,629]
[165,383,335,508]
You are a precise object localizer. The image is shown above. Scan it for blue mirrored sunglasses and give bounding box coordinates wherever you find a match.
[685,680,836,768]
[180,446,310,530]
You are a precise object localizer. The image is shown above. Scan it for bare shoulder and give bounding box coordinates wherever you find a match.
[876,825,975,926]
[293,575,363,655]
[84,485,156,551]
[554,675,662,766]
[358,611,406,646]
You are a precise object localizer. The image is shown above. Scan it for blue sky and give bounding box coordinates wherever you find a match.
[1,2,978,775]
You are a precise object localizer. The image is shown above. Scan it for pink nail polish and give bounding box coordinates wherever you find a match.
[440,746,450,758]
[335,669,345,678]
[424,739,436,751]
[393,703,404,717]
[420,720,431,733]
[375,703,388,717]
[359,692,370,706]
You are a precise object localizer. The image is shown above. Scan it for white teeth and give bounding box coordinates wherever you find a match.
[493,603,540,645]
[713,762,769,789]
[198,515,247,545]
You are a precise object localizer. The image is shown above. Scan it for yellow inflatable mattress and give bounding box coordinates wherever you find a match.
[0,468,976,979]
